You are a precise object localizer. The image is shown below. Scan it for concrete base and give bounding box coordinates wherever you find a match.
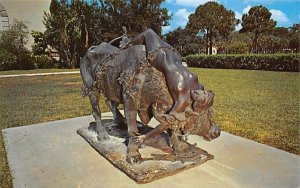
[77,120,213,183]
[2,112,300,188]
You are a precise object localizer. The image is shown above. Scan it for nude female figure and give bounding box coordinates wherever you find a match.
[122,29,204,122]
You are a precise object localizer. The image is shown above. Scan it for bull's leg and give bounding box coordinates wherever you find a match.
[123,94,138,136]
[105,99,125,125]
[170,131,189,152]
[123,93,142,164]
[89,91,110,141]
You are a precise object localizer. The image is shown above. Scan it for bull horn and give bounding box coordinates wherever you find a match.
[109,26,127,44]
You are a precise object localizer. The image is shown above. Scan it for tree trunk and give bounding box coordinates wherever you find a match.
[209,31,213,55]
[253,32,258,53]
[205,29,209,55]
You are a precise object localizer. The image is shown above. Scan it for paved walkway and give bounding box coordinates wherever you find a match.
[0,71,80,78]
[2,112,299,188]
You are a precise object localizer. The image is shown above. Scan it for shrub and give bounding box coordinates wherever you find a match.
[183,53,300,72]
[34,55,53,69]
[17,52,35,70]
[0,48,17,70]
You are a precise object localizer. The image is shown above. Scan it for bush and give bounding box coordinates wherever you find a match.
[0,48,17,70]
[34,55,53,69]
[0,49,36,70]
[183,53,300,72]
[17,52,35,70]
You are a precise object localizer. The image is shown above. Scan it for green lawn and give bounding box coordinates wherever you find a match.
[0,68,299,187]
[0,68,79,75]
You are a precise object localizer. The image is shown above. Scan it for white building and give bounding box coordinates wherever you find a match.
[209,46,218,55]
[0,0,51,49]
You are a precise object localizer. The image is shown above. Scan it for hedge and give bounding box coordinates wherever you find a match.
[183,53,300,72]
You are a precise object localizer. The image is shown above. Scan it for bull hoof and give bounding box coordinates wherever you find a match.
[97,131,110,142]
[95,124,110,142]
[127,137,142,164]
[126,154,142,164]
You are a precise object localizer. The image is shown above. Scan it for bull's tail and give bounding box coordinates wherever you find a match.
[80,56,95,96]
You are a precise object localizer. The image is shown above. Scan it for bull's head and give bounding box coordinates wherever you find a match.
[184,90,221,141]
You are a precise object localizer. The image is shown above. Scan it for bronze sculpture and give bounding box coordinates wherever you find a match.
[78,29,220,182]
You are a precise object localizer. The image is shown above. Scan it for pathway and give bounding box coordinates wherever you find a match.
[0,71,80,78]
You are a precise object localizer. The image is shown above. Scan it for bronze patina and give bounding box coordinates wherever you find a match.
[78,29,221,183]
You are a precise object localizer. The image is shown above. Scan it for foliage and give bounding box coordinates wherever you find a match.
[0,19,34,70]
[123,0,170,35]
[43,0,91,68]
[16,52,36,70]
[288,24,300,53]
[31,31,49,56]
[216,32,251,54]
[165,27,205,56]
[258,27,289,53]
[184,53,300,72]
[240,5,276,53]
[0,48,17,70]
[187,2,238,54]
[34,55,53,69]
[0,19,29,54]
[41,0,170,69]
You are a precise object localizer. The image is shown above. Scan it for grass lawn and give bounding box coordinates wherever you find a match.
[0,68,299,187]
[0,68,79,75]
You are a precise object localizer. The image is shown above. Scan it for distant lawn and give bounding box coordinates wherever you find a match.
[0,68,299,187]
[0,68,79,75]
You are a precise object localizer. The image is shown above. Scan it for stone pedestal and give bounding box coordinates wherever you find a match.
[77,119,213,183]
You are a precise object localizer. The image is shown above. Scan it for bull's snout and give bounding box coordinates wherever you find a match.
[203,123,221,141]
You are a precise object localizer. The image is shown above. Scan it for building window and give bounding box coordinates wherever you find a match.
[0,3,9,31]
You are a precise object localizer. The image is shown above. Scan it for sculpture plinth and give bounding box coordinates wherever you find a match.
[78,119,213,183]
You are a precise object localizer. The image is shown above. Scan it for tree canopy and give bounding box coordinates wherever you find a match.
[240,5,276,53]
[165,27,205,56]
[187,2,238,54]
[42,0,170,68]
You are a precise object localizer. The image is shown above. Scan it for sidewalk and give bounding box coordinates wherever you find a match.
[0,71,80,78]
[2,112,299,188]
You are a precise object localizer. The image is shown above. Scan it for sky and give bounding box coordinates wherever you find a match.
[161,0,300,34]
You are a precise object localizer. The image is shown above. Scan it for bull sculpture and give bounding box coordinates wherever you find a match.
[80,29,220,163]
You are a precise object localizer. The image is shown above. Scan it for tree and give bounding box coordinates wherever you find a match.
[187,2,238,55]
[0,19,34,70]
[42,0,170,68]
[240,5,276,53]
[94,0,170,42]
[31,31,49,56]
[0,19,29,54]
[43,0,94,68]
[125,0,170,35]
[219,32,251,54]
[260,27,289,53]
[165,27,205,56]
[288,24,300,53]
